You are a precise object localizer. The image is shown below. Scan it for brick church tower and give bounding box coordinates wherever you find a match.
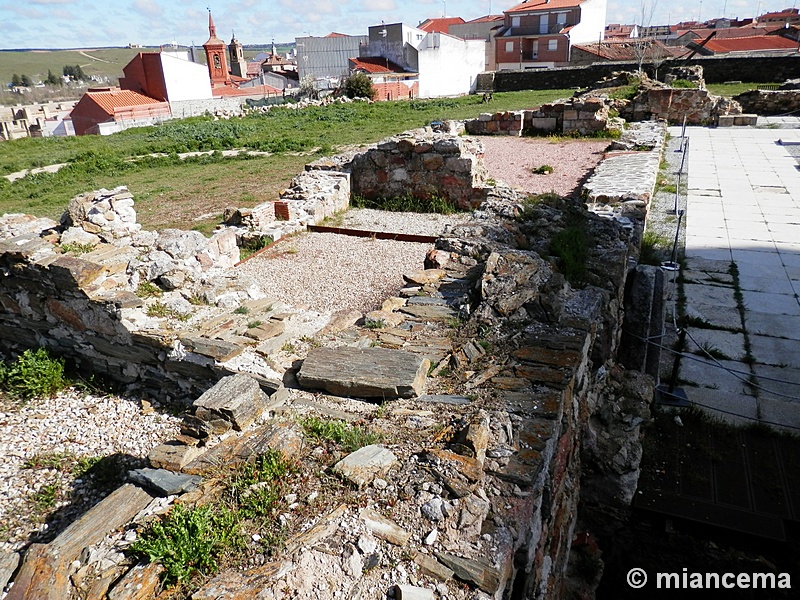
[203,10,229,86]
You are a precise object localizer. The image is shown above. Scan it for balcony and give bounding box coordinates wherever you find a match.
[505,24,573,36]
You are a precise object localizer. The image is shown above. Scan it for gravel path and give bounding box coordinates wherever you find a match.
[481,137,609,197]
[0,391,181,551]
[237,232,431,314]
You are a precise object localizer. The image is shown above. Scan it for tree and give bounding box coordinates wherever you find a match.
[63,64,86,81]
[20,74,32,87]
[11,74,21,87]
[632,0,658,75]
[342,71,376,100]
[45,69,62,86]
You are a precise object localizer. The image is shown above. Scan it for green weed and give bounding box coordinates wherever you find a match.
[31,484,59,511]
[351,192,459,214]
[136,281,163,299]
[550,222,590,286]
[639,230,669,266]
[60,242,95,255]
[146,301,191,321]
[301,417,381,453]
[0,347,69,401]
[531,164,554,175]
[234,305,250,315]
[247,320,262,329]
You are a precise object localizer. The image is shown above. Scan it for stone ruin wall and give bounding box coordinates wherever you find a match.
[733,89,800,116]
[0,127,664,599]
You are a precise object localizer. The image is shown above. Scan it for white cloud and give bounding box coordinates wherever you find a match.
[362,0,397,12]
[132,0,163,19]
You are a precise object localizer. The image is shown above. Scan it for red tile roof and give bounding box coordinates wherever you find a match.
[85,88,166,117]
[326,32,349,37]
[574,39,683,61]
[506,0,585,13]
[464,14,504,24]
[212,83,281,97]
[703,35,799,53]
[349,57,408,74]
[418,17,466,33]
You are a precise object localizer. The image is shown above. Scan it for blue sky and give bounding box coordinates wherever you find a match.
[1,0,798,49]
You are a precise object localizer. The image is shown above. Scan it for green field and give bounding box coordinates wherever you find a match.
[0,48,145,86]
[0,89,571,231]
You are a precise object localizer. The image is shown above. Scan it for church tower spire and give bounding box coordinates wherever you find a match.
[203,9,229,86]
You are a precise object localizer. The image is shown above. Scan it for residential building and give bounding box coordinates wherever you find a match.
[494,0,608,70]
[296,33,368,91]
[449,15,504,71]
[0,101,76,141]
[69,88,171,136]
[757,8,800,27]
[349,57,418,100]
[571,38,682,66]
[688,35,800,56]
[358,22,485,98]
[418,17,466,33]
[119,51,213,102]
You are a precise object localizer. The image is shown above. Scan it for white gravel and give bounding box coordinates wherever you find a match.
[237,232,431,314]
[338,208,471,237]
[0,391,181,551]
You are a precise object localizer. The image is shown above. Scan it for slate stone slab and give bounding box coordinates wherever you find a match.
[297,347,430,399]
[418,394,472,405]
[435,552,501,594]
[360,507,411,546]
[128,468,202,496]
[333,444,398,488]
[398,304,458,321]
[193,373,268,431]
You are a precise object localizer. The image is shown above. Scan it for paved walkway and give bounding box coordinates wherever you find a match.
[677,124,800,431]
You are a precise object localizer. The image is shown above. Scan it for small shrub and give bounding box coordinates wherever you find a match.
[239,235,272,260]
[31,484,60,511]
[130,503,242,585]
[0,348,69,401]
[531,164,554,175]
[670,79,698,89]
[280,342,297,354]
[247,320,263,329]
[639,230,669,266]
[342,72,376,100]
[136,282,163,299]
[301,417,381,453]
[364,319,385,330]
[60,242,95,255]
[351,192,458,214]
[234,305,250,315]
[146,302,191,321]
[550,223,590,286]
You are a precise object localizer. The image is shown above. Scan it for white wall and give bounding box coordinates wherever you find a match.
[417,34,486,98]
[569,0,607,46]
[160,53,213,102]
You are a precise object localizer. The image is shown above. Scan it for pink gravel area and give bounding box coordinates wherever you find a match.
[481,137,609,197]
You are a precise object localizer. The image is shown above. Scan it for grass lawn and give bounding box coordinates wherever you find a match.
[705,82,760,97]
[0,89,572,231]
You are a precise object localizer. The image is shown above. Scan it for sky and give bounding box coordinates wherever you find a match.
[1,0,799,50]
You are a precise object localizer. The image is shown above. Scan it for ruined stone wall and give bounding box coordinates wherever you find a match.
[625,87,741,124]
[733,89,800,115]
[465,97,613,137]
[491,56,800,92]
[350,133,490,210]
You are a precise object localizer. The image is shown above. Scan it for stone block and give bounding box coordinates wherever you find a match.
[180,335,244,361]
[717,115,735,127]
[148,442,204,471]
[193,373,268,431]
[127,468,202,496]
[360,507,411,546]
[530,117,557,132]
[435,553,501,594]
[734,114,758,126]
[333,445,398,488]
[394,584,434,600]
[413,553,454,581]
[107,562,163,600]
[297,346,430,399]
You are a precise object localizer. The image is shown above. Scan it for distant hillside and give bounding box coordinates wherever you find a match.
[0,44,297,87]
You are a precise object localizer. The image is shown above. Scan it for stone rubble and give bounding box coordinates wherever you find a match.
[0,109,671,599]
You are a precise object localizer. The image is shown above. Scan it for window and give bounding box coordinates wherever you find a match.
[505,41,514,53]
[539,14,549,34]
[556,12,567,25]
[548,39,558,51]
[213,55,221,68]
[532,40,539,58]
[511,16,521,27]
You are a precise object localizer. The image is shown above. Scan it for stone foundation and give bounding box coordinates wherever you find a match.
[733,89,800,116]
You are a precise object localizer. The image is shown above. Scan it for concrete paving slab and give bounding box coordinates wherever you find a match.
[779,252,800,269]
[682,270,734,285]
[731,249,786,269]
[687,248,732,262]
[683,283,738,309]
[745,312,800,340]
[685,328,747,362]
[749,334,800,368]
[741,290,800,316]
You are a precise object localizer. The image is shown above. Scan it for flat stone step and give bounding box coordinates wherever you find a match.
[297,347,430,399]
[7,484,153,600]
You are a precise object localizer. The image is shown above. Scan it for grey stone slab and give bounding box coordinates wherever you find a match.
[360,507,411,546]
[687,387,759,428]
[394,585,435,600]
[741,290,800,316]
[333,445,398,489]
[418,394,472,405]
[685,328,746,362]
[0,550,20,594]
[128,468,202,496]
[678,357,752,394]
[193,373,268,431]
[684,305,743,331]
[758,397,800,432]
[398,304,458,321]
[749,334,800,369]
[682,270,734,286]
[683,257,732,273]
[683,283,738,309]
[297,346,430,399]
[738,275,796,295]
[435,552,501,594]
[745,312,800,340]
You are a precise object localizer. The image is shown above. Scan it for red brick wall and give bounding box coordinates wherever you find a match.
[373,81,419,102]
